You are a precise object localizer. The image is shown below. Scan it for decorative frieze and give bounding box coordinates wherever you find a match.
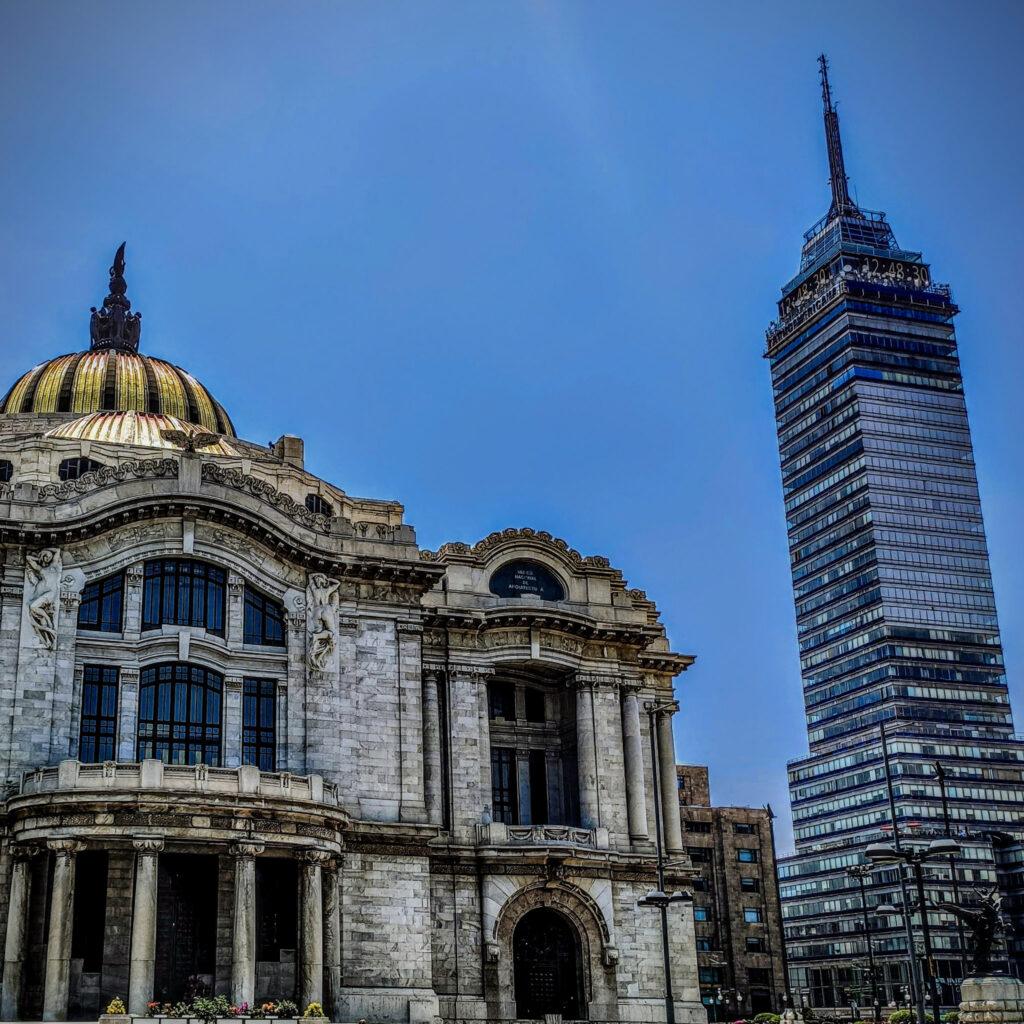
[37,458,178,502]
[201,462,332,533]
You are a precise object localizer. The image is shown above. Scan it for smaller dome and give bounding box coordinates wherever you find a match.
[46,412,239,456]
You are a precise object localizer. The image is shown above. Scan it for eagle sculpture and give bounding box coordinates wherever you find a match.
[160,428,221,453]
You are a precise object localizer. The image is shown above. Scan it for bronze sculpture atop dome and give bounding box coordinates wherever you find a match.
[89,241,142,352]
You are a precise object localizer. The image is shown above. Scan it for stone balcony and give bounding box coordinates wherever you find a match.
[476,821,610,850]
[17,758,341,805]
[7,760,349,853]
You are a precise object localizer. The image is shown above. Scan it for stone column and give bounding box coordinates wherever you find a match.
[2,845,38,1020]
[42,838,84,1022]
[223,675,244,768]
[656,707,683,854]
[397,622,428,823]
[298,850,329,1009]
[128,837,164,1015]
[621,686,650,842]
[323,858,342,1022]
[231,841,264,1007]
[117,667,141,762]
[422,669,444,825]
[575,679,600,829]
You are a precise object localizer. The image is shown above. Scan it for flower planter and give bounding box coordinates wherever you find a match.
[102,1016,327,1024]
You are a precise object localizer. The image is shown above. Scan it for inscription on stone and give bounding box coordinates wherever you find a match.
[489,560,565,601]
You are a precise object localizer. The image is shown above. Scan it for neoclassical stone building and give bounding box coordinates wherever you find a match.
[0,248,703,1023]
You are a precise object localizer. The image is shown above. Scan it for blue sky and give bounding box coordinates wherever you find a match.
[2,1,1022,849]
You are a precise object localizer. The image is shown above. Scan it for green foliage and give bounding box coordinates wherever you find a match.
[276,1001,299,1019]
[191,995,232,1023]
[754,1015,781,1024]
[888,1013,935,1024]
[942,1013,960,1024]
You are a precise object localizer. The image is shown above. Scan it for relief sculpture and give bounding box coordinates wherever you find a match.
[306,573,341,673]
[24,548,62,650]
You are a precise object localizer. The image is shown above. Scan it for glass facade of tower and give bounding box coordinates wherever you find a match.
[767,199,1024,1003]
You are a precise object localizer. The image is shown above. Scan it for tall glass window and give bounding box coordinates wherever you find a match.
[491,747,518,823]
[243,678,277,770]
[79,666,119,763]
[78,572,124,632]
[243,586,285,646]
[142,559,225,635]
[137,663,223,765]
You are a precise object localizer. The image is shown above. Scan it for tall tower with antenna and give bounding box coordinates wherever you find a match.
[765,59,1024,1005]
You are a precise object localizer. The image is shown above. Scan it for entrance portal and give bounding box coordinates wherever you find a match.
[513,908,585,1020]
[154,854,218,1001]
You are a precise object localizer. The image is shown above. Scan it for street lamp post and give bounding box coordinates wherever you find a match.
[638,699,691,1024]
[933,761,967,990]
[848,865,882,1022]
[866,838,961,1024]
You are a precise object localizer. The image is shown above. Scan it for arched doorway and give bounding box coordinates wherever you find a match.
[513,908,585,1020]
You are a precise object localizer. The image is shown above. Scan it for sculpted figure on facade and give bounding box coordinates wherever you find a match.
[307,572,341,672]
[24,548,62,650]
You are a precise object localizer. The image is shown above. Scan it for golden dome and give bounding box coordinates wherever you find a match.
[46,412,239,455]
[0,244,235,436]
[1,349,235,435]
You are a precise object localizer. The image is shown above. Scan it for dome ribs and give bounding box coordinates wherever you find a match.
[56,353,86,412]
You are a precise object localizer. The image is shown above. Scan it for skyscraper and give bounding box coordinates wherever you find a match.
[766,58,1024,1006]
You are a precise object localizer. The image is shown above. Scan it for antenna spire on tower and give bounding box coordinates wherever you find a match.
[818,54,861,221]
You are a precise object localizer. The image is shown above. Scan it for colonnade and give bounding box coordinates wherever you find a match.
[423,665,684,853]
[0,838,339,1021]
[574,677,683,853]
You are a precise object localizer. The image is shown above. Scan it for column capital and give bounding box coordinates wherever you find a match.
[10,842,41,862]
[232,841,265,859]
[643,697,679,716]
[619,675,643,694]
[447,663,494,683]
[46,838,85,856]
[299,848,332,865]
[132,836,165,854]
[573,671,618,690]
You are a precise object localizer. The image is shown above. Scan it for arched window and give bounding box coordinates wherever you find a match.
[59,457,105,481]
[0,460,13,483]
[142,559,226,635]
[137,663,223,765]
[305,493,333,517]
[78,572,124,632]
[243,585,285,646]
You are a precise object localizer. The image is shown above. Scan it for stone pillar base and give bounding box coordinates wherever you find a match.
[961,975,1024,1024]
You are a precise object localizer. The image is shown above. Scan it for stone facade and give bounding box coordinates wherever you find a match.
[0,255,705,1023]
[676,766,787,1018]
